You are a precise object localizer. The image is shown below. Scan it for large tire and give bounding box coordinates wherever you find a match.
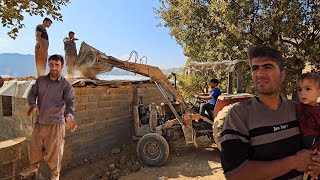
[213,103,237,151]
[137,133,169,167]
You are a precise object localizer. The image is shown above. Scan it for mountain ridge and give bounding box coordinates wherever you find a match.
[0,53,182,77]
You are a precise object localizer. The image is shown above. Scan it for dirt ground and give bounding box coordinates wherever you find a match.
[120,136,225,180]
[59,136,225,180]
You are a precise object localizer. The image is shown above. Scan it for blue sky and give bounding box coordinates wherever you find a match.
[0,0,186,68]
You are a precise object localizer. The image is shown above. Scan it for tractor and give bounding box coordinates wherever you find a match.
[75,42,253,166]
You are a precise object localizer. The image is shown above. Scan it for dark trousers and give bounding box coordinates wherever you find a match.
[200,103,215,120]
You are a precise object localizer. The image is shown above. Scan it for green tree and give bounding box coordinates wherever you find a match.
[0,0,70,39]
[156,0,320,98]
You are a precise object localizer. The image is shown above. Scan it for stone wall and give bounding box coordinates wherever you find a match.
[0,137,29,179]
[0,81,169,167]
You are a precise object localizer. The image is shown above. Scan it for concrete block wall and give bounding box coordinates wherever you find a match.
[63,82,169,166]
[135,83,169,106]
[0,81,172,167]
[63,85,134,166]
[0,97,34,140]
[12,97,34,139]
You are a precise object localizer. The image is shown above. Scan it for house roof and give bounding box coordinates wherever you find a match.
[187,60,247,73]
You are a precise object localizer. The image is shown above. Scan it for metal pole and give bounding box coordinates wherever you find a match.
[154,82,183,125]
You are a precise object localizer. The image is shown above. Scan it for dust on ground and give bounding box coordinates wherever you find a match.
[60,136,225,180]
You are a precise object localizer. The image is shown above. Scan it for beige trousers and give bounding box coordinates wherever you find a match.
[65,55,77,78]
[35,41,48,77]
[30,122,65,177]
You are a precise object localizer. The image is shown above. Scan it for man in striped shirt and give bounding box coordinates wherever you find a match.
[221,46,320,179]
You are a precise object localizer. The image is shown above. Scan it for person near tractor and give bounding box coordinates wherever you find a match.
[35,17,52,77]
[221,46,320,179]
[296,72,320,179]
[63,31,78,79]
[20,55,77,180]
[196,78,221,120]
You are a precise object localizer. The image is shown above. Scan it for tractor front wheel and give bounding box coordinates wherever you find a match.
[137,133,169,167]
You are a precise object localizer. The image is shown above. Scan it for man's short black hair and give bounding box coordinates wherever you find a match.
[248,46,285,71]
[48,54,64,65]
[210,78,219,85]
[43,17,52,23]
[69,31,75,36]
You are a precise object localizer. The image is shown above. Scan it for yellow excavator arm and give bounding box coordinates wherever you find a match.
[75,42,188,111]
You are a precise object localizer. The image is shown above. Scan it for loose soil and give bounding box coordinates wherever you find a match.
[59,136,225,180]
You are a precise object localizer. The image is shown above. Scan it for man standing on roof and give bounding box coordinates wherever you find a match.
[35,17,52,77]
[63,31,78,79]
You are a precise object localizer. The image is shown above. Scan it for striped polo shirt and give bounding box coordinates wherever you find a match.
[220,97,302,180]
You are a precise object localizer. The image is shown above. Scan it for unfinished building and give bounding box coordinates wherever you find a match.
[0,75,169,179]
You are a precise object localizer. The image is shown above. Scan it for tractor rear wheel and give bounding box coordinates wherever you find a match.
[213,103,237,151]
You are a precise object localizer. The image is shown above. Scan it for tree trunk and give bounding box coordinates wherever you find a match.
[228,72,233,94]
[291,58,304,102]
[236,64,243,93]
[292,71,302,103]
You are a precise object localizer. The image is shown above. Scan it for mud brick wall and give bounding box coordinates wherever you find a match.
[0,137,29,179]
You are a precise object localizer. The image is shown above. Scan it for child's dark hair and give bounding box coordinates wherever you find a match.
[298,72,320,88]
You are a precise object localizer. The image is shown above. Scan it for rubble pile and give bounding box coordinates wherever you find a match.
[61,143,142,180]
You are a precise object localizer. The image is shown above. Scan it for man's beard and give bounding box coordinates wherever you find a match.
[50,70,60,77]
[256,84,280,96]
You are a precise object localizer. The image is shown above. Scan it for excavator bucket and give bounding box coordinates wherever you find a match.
[75,42,115,79]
